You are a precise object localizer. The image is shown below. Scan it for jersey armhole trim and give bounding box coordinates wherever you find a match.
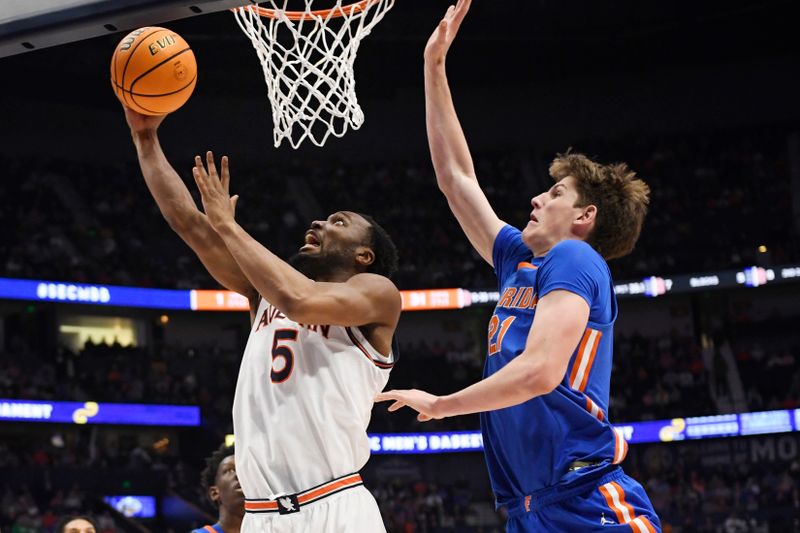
[345,327,394,369]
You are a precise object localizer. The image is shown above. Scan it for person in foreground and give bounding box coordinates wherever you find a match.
[191,444,244,533]
[124,108,401,532]
[377,1,661,531]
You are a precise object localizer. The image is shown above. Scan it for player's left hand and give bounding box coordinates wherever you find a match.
[375,389,446,422]
[192,151,239,231]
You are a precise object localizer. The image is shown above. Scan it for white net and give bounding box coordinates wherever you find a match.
[233,0,395,149]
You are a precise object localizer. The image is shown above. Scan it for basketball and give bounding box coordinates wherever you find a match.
[111,27,197,115]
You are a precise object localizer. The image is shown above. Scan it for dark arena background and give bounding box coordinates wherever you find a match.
[1,0,800,531]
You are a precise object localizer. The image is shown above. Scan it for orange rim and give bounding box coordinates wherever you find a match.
[233,0,378,21]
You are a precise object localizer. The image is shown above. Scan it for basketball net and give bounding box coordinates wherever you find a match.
[233,0,395,149]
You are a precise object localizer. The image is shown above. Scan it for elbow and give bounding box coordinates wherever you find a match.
[163,213,186,233]
[280,298,303,322]
[435,175,454,195]
[435,171,466,196]
[162,208,195,234]
[520,358,563,397]
[275,289,314,323]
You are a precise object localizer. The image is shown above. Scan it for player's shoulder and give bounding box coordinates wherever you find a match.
[347,273,402,311]
[493,224,530,261]
[495,224,524,245]
[348,272,400,294]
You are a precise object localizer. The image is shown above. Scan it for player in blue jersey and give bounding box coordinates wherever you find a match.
[191,443,244,533]
[378,1,660,531]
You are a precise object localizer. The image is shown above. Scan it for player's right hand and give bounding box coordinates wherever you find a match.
[122,105,167,134]
[424,0,471,67]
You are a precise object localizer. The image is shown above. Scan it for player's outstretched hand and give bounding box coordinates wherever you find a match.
[376,389,446,422]
[424,0,471,67]
[122,105,167,134]
[192,151,239,231]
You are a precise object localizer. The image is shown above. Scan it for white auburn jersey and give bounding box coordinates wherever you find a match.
[233,296,394,499]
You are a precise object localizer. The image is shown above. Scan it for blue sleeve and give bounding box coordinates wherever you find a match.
[492,225,532,284]
[536,240,607,309]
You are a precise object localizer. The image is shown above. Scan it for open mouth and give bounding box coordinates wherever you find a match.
[529,213,539,223]
[300,230,321,251]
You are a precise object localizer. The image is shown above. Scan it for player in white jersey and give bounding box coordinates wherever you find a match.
[124,107,401,532]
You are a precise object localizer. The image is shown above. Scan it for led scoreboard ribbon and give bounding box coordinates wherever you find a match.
[0,399,200,426]
[0,264,798,312]
[366,408,800,454]
[3,399,791,447]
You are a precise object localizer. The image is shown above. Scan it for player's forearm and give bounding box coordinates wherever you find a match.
[424,62,478,193]
[132,130,201,229]
[437,352,558,416]
[214,221,315,314]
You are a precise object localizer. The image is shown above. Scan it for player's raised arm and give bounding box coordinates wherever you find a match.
[425,0,505,266]
[124,107,257,305]
[191,154,402,330]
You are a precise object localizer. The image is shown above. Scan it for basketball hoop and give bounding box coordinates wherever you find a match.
[232,0,395,149]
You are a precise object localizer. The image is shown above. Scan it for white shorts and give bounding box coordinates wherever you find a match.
[242,485,386,533]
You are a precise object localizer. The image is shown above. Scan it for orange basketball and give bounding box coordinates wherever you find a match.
[111,27,197,115]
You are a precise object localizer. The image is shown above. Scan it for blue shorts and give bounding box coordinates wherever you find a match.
[502,467,661,532]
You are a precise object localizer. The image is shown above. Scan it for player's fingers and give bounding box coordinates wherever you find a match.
[418,414,431,422]
[387,401,406,412]
[230,195,239,215]
[450,0,470,31]
[206,151,218,178]
[375,391,398,402]
[194,155,208,179]
[192,166,206,196]
[443,5,455,24]
[221,156,231,192]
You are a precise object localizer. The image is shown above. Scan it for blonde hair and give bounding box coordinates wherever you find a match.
[549,151,650,260]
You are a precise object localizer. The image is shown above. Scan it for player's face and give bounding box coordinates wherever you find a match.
[213,455,245,510]
[522,177,585,253]
[62,519,96,533]
[290,211,372,279]
[299,211,371,255]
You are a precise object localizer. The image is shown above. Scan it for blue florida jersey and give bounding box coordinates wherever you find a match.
[483,225,628,505]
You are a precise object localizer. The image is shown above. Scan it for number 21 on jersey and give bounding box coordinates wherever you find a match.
[487,315,515,356]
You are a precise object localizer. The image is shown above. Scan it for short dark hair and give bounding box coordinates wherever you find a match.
[56,515,97,533]
[201,443,235,508]
[357,213,399,279]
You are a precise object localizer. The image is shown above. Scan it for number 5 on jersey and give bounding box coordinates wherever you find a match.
[271,329,298,383]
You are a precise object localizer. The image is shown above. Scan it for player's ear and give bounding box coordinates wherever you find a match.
[355,246,375,269]
[576,204,597,226]
[208,485,220,506]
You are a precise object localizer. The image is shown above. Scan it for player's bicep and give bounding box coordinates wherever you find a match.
[284,274,401,328]
[522,290,590,390]
[441,176,505,266]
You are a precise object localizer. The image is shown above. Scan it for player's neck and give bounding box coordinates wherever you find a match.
[218,507,244,533]
[529,240,552,258]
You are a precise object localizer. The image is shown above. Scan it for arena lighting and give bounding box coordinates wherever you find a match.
[0,263,798,312]
[219,408,800,455]
[0,399,200,426]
